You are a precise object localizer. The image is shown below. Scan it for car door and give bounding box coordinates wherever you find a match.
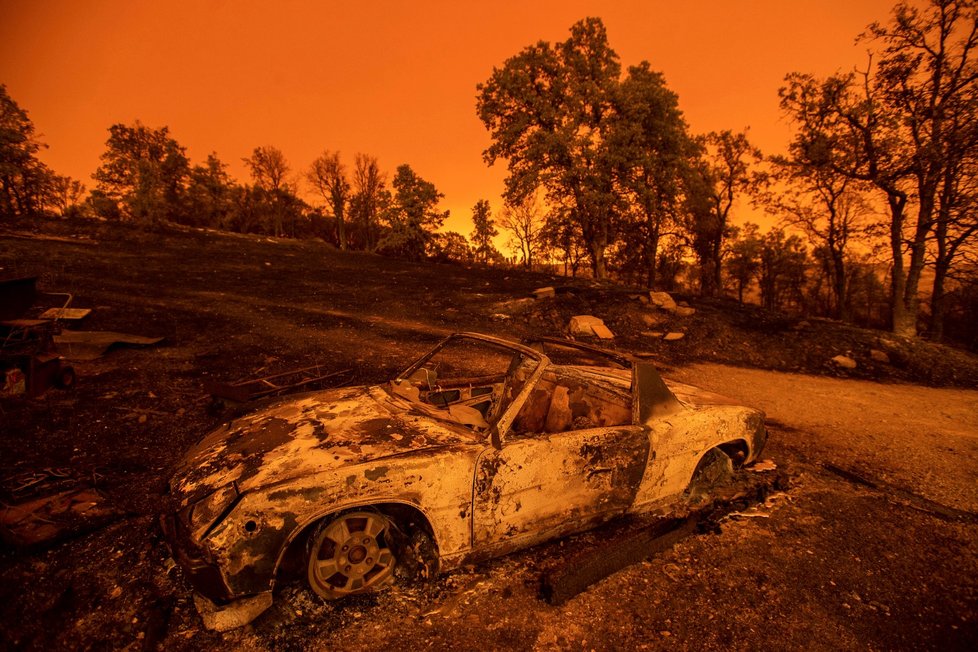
[471,368,650,550]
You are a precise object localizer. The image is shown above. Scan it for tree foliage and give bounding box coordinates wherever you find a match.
[469,199,499,264]
[378,164,448,261]
[781,0,978,337]
[93,121,189,223]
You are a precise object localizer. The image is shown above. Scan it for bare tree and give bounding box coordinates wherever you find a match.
[781,0,978,336]
[350,153,386,250]
[308,150,350,249]
[499,191,546,269]
[243,146,294,237]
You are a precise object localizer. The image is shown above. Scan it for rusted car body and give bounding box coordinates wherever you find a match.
[163,333,766,619]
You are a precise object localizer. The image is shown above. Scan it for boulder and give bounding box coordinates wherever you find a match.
[569,315,614,339]
[869,349,890,364]
[674,306,696,317]
[663,332,685,341]
[831,355,857,369]
[649,291,678,312]
[532,286,555,300]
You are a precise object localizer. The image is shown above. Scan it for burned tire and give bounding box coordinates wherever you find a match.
[686,448,734,500]
[306,511,397,599]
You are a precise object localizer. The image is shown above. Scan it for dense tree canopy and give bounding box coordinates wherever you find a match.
[92,121,189,223]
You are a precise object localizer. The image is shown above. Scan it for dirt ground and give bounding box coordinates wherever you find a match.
[1,221,976,651]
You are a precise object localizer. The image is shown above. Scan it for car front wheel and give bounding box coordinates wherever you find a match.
[306,511,397,599]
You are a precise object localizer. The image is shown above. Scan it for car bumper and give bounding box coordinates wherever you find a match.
[160,513,235,603]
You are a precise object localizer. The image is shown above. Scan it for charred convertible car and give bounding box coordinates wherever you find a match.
[163,333,766,622]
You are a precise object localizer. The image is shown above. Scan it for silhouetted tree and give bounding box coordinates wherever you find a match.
[766,159,878,320]
[726,223,762,303]
[185,153,236,228]
[243,145,298,237]
[92,121,189,223]
[0,84,62,218]
[684,130,761,296]
[350,153,386,250]
[429,231,473,264]
[758,228,809,311]
[469,199,499,264]
[611,62,696,287]
[308,150,350,249]
[478,18,624,279]
[781,0,978,336]
[499,190,546,269]
[378,164,448,260]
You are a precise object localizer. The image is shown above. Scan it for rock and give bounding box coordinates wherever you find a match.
[490,313,511,321]
[663,332,685,341]
[649,291,678,312]
[869,349,890,364]
[638,295,650,304]
[532,286,555,300]
[831,355,857,369]
[642,331,665,339]
[674,306,696,317]
[493,297,534,313]
[194,591,273,631]
[568,315,614,339]
[639,312,666,327]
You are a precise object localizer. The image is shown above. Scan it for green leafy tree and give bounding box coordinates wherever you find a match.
[379,164,448,260]
[477,17,624,279]
[92,121,189,223]
[469,199,499,264]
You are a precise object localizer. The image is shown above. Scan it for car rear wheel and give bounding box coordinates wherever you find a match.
[307,511,397,599]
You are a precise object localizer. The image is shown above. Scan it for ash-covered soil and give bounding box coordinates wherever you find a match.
[1,220,976,651]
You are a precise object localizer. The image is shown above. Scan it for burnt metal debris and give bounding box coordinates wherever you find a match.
[540,469,790,605]
[0,276,76,396]
[162,332,768,629]
[204,366,353,408]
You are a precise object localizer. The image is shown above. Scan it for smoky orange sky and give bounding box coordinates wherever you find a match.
[1,0,901,234]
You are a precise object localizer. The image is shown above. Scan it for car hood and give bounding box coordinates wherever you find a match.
[170,385,474,504]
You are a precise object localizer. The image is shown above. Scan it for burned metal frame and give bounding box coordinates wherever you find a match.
[164,331,767,628]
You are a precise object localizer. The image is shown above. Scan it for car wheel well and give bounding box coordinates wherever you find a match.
[275,503,439,589]
[717,440,749,468]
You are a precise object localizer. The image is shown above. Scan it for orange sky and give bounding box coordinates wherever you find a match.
[0,0,901,234]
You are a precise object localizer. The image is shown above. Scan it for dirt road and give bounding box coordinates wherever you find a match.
[205,365,978,651]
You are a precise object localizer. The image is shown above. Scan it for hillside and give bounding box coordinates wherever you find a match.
[1,220,976,650]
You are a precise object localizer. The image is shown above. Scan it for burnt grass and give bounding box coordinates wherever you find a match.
[1,219,977,650]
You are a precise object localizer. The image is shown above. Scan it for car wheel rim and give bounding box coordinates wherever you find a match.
[308,511,395,599]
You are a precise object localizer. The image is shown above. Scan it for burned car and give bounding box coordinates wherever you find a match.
[163,333,766,621]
